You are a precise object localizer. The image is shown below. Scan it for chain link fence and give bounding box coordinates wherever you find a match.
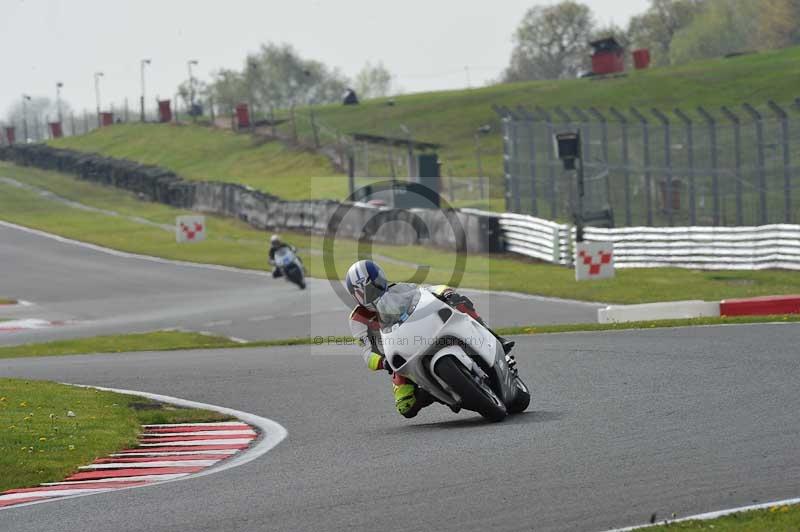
[496,100,800,227]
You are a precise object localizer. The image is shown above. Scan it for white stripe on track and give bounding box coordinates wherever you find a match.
[80,460,220,470]
[142,421,247,428]
[140,430,256,437]
[602,497,800,531]
[41,474,189,486]
[0,489,112,501]
[2,385,287,511]
[138,438,254,446]
[110,450,238,457]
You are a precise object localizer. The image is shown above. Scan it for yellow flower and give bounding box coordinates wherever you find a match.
[39,437,47,442]
[19,402,27,407]
[0,397,6,401]
[68,444,75,450]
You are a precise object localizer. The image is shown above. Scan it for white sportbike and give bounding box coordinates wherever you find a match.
[379,286,530,422]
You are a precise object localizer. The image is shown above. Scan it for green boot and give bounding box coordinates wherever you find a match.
[393,383,417,416]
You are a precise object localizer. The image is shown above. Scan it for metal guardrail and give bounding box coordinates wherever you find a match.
[475,210,800,270]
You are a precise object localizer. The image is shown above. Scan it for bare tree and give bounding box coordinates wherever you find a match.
[503,1,596,81]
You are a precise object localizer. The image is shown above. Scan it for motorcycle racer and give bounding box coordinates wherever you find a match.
[346,260,515,419]
[268,234,298,279]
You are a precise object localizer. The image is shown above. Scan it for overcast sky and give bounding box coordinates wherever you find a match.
[2,0,649,118]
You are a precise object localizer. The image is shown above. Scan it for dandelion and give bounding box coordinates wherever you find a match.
[19,401,27,407]
[39,437,46,442]
[68,445,75,450]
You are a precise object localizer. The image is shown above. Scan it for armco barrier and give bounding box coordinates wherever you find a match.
[470,209,800,271]
[0,145,501,253]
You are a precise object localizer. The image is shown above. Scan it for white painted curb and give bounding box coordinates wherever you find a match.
[598,300,721,324]
[0,384,287,511]
[602,496,800,531]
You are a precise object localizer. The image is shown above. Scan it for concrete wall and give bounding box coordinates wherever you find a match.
[0,144,503,254]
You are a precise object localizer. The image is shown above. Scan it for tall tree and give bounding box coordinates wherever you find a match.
[245,43,349,110]
[627,0,705,65]
[757,0,800,49]
[503,1,596,81]
[669,0,760,64]
[207,69,247,117]
[353,61,395,100]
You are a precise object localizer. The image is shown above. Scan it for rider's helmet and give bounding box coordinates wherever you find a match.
[346,260,388,310]
[270,234,281,247]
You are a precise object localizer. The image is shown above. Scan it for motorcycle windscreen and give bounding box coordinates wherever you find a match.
[274,247,294,267]
[376,283,420,330]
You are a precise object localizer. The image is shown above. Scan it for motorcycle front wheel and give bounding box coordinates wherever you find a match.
[435,356,507,422]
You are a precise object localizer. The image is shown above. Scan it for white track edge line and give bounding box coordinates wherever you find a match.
[601,497,800,531]
[0,384,287,511]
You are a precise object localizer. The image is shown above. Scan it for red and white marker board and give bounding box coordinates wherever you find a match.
[176,216,206,243]
[575,241,614,281]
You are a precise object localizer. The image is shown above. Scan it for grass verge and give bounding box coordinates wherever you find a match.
[0,378,232,492]
[641,503,800,531]
[2,163,800,304]
[0,330,241,359]
[49,123,346,201]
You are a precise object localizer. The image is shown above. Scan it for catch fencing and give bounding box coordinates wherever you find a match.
[482,209,800,270]
[496,100,800,228]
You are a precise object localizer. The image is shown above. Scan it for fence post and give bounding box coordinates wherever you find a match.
[536,106,558,219]
[768,100,792,223]
[494,105,514,212]
[742,103,768,225]
[508,109,522,213]
[721,106,743,225]
[652,108,674,226]
[518,106,538,216]
[609,107,632,226]
[630,107,653,225]
[589,107,609,164]
[674,108,696,225]
[572,107,592,164]
[697,106,720,225]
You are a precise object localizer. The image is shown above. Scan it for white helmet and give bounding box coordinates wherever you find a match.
[270,234,281,246]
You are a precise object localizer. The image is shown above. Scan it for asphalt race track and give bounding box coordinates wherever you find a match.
[1,223,799,531]
[0,223,600,345]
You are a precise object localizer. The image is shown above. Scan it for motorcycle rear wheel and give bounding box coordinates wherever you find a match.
[435,357,507,422]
